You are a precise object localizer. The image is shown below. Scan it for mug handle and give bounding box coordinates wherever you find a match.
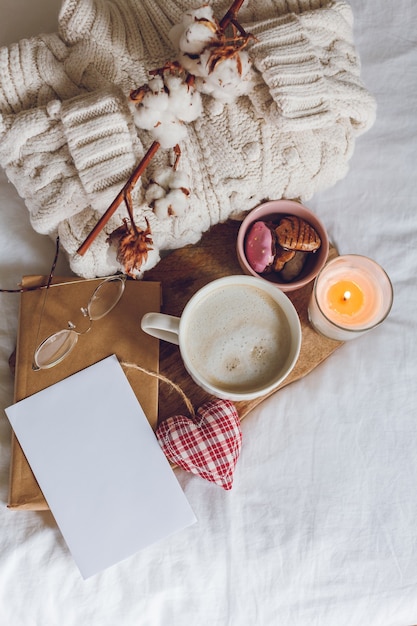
[141,312,180,345]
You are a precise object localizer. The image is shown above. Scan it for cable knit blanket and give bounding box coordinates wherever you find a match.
[0,0,376,278]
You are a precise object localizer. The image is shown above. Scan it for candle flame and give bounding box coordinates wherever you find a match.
[343,290,351,301]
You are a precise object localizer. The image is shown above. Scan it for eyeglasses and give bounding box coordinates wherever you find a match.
[1,237,126,370]
[32,275,126,370]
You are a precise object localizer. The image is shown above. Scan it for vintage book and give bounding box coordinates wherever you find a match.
[8,276,161,511]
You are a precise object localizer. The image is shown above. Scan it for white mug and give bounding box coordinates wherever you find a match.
[141,275,302,401]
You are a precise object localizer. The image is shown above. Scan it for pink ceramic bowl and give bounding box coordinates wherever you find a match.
[236,200,329,293]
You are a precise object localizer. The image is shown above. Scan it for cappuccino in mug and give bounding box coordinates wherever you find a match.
[184,284,291,395]
[141,275,301,401]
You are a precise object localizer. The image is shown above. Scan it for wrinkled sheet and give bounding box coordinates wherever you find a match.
[1,1,416,625]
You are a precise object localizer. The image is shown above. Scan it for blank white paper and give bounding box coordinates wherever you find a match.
[5,354,196,578]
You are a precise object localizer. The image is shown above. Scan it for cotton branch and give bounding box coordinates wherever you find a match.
[76,0,248,259]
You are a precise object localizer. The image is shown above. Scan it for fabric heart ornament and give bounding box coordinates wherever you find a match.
[156,399,242,490]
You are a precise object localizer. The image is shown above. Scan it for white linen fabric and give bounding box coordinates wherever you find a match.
[1,1,417,625]
[0,0,375,278]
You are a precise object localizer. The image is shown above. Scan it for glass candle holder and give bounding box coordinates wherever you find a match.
[308,255,393,341]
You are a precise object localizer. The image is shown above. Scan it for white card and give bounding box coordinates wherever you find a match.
[5,355,196,578]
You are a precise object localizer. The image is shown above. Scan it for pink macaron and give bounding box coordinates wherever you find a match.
[244,221,275,273]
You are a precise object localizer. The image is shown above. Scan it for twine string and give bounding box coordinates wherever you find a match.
[121,361,196,420]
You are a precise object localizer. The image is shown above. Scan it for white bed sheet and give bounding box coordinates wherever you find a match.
[1,1,416,625]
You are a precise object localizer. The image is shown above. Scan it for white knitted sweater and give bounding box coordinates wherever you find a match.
[0,0,376,278]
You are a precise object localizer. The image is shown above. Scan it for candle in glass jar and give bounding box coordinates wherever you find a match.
[308,255,393,341]
[327,280,365,317]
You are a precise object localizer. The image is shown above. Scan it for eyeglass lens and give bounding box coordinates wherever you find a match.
[33,276,125,370]
[88,277,125,320]
[34,329,79,369]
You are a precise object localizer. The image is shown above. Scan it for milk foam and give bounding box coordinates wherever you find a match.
[184,285,291,393]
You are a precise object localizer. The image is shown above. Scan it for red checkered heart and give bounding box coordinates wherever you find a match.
[156,399,242,490]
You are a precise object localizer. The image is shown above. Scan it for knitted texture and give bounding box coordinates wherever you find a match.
[0,0,376,278]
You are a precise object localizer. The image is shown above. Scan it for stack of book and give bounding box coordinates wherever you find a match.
[8,275,162,511]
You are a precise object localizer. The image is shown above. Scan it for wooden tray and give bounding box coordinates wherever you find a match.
[145,220,342,423]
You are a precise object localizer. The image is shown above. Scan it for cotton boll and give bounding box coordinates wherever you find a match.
[147,165,190,218]
[151,118,188,149]
[150,167,190,194]
[128,77,169,131]
[188,51,254,101]
[158,109,178,127]
[181,96,203,122]
[164,76,189,116]
[148,75,164,92]
[145,182,166,204]
[179,22,216,55]
[129,75,171,135]
[183,47,211,79]
[216,53,251,85]
[153,189,189,219]
[196,51,254,103]
[152,166,174,189]
[197,80,236,104]
[169,5,216,50]
[169,5,218,59]
[177,52,205,78]
[145,76,169,111]
[153,196,174,219]
[129,101,161,130]
[177,87,203,122]
[164,74,183,94]
[166,189,189,216]
[169,169,190,191]
[165,75,203,122]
